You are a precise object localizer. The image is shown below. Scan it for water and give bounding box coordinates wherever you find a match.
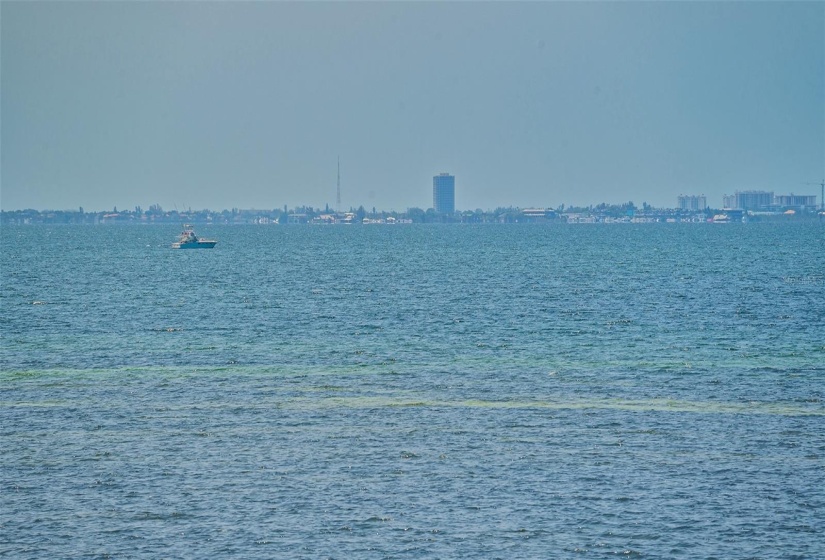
[2,223,824,558]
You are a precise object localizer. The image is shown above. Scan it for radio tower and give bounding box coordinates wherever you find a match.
[336,157,341,213]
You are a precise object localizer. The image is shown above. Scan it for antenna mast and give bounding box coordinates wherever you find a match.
[337,157,341,213]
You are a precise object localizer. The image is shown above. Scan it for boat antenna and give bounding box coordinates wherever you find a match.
[336,156,341,213]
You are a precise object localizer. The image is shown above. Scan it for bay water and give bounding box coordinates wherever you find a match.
[2,223,823,558]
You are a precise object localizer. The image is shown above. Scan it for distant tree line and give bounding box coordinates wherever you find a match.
[2,201,819,226]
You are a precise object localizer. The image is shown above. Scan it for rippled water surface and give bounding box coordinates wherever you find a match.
[2,223,824,558]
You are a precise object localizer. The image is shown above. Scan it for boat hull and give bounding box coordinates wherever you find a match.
[172,241,217,249]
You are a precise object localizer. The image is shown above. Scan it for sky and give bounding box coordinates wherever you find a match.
[1,1,823,212]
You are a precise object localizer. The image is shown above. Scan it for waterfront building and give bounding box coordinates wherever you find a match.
[729,190,774,211]
[775,194,817,210]
[433,173,455,214]
[521,208,557,222]
[722,190,817,212]
[677,194,707,211]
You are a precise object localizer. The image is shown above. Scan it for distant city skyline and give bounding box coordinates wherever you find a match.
[2,2,823,212]
[2,186,819,216]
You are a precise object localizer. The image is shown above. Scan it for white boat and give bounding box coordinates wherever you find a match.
[171,225,217,249]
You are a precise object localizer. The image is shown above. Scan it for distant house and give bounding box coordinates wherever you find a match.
[521,208,557,222]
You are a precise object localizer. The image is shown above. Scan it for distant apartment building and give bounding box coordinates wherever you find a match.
[433,173,455,214]
[722,190,774,211]
[722,190,816,211]
[677,194,707,211]
[775,194,817,209]
[737,190,774,210]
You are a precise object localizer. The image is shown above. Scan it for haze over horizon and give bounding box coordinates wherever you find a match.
[2,1,823,213]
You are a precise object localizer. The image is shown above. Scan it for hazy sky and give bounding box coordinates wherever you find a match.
[2,1,823,212]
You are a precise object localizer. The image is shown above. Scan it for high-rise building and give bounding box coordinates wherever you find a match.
[775,194,817,209]
[723,191,817,211]
[677,194,707,211]
[724,190,774,211]
[433,173,455,214]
